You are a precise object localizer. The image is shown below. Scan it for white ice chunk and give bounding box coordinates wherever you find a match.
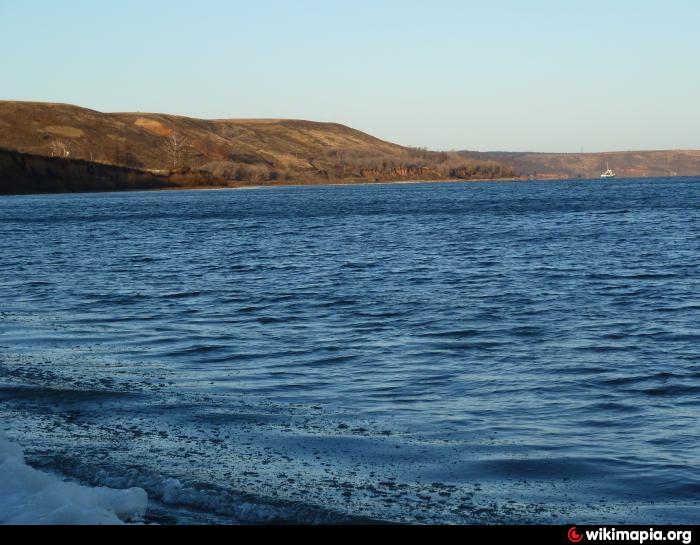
[0,433,148,525]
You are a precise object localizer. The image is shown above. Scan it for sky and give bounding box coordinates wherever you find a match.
[1,0,699,152]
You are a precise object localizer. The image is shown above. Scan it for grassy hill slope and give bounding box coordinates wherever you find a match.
[0,101,512,192]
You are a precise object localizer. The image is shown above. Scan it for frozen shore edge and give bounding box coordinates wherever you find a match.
[0,432,147,525]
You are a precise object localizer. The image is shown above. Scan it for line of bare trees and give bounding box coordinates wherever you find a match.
[46,130,195,172]
[49,139,72,158]
[197,145,515,184]
[165,132,190,170]
[321,147,514,179]
[202,161,294,183]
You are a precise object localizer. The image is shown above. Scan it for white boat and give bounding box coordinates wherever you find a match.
[600,162,616,178]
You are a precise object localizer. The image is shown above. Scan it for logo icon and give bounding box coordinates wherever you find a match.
[568,527,584,543]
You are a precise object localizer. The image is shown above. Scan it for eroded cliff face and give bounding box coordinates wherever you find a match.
[0,149,176,195]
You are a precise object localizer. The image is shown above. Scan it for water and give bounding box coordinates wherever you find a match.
[1,178,699,524]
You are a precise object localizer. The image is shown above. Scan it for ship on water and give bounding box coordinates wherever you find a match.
[600,162,616,178]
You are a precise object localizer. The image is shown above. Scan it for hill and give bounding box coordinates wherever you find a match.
[0,101,513,193]
[459,150,700,179]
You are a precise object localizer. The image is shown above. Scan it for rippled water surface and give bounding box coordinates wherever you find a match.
[1,178,699,523]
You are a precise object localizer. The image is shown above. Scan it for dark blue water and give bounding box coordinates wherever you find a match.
[1,178,699,523]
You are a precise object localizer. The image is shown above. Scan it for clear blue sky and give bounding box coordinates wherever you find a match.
[1,0,699,152]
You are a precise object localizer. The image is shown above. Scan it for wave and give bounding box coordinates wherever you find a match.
[28,451,380,525]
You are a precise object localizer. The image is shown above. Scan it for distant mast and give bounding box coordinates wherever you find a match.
[600,162,616,179]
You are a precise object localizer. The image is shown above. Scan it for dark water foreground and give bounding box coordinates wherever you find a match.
[1,178,699,524]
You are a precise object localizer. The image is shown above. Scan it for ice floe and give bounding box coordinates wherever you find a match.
[0,432,147,525]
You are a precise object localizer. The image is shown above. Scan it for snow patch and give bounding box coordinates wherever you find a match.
[0,432,148,525]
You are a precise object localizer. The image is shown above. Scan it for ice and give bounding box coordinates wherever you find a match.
[0,432,148,525]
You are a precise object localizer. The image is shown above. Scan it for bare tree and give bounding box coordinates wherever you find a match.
[165,131,190,170]
[49,139,72,158]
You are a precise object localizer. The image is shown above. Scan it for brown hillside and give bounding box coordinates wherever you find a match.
[0,101,512,189]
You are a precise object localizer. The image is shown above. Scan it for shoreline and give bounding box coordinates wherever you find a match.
[1,169,696,197]
[0,175,520,197]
